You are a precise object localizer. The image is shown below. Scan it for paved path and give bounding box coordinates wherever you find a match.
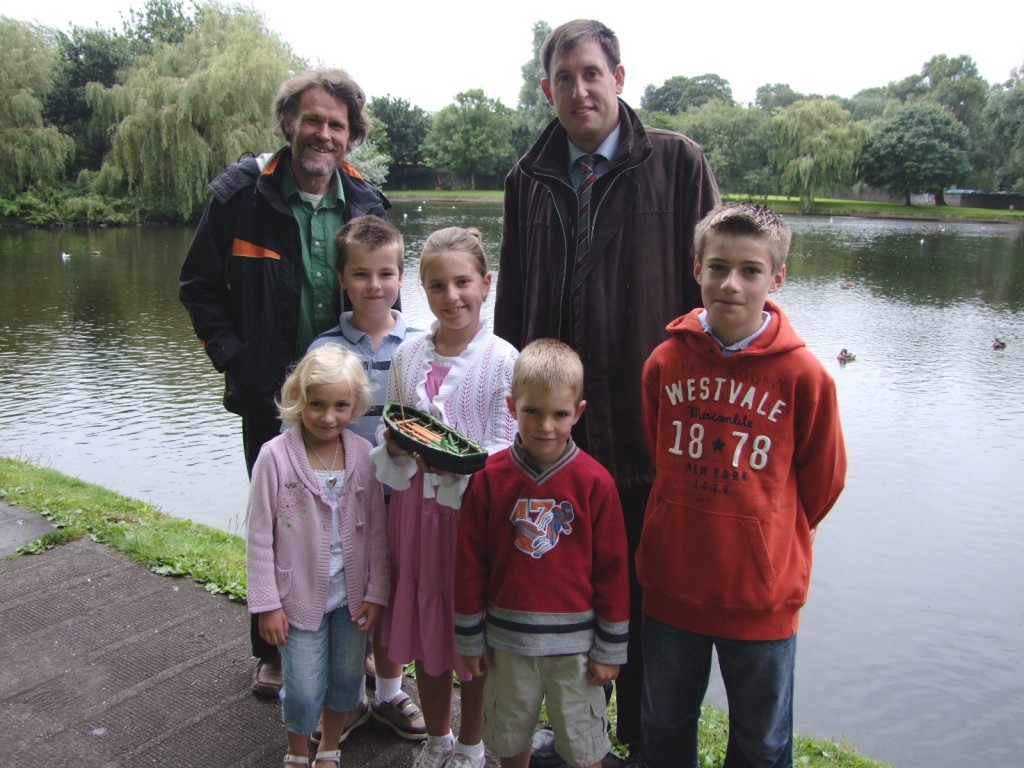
[0,503,486,768]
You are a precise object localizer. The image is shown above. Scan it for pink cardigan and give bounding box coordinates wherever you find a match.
[246,424,389,631]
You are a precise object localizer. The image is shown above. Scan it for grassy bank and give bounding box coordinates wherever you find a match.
[0,456,890,768]
[0,456,246,600]
[388,189,1023,225]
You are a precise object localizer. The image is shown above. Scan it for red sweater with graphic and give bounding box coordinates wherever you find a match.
[638,301,846,640]
[455,440,629,664]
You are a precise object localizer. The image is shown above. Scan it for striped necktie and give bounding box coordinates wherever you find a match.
[570,155,597,350]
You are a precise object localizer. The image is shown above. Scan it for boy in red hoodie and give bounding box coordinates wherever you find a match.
[638,202,847,768]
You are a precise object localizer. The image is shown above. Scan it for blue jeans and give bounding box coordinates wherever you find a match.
[641,615,796,768]
[279,606,365,735]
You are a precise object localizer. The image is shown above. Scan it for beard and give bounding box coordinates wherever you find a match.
[295,147,339,178]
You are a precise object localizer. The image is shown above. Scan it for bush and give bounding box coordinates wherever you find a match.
[59,193,139,226]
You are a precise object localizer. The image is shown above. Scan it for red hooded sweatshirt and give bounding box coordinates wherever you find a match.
[637,301,847,640]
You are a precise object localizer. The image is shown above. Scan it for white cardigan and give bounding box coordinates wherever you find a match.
[371,322,518,508]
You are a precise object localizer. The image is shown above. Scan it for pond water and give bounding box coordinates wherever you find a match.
[1,203,1022,768]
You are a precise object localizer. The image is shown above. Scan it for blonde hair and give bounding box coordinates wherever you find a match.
[334,216,405,276]
[511,338,584,403]
[694,202,792,272]
[419,226,488,282]
[277,345,374,425]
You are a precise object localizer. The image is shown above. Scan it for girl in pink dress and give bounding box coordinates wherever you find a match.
[371,227,517,768]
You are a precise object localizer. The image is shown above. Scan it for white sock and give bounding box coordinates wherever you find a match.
[428,732,454,750]
[376,675,402,703]
[454,739,484,758]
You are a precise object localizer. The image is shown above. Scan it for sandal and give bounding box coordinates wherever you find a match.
[313,749,341,767]
[284,755,308,767]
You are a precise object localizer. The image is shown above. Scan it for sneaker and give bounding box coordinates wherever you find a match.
[411,742,453,768]
[529,727,564,768]
[370,692,427,740]
[310,700,370,746]
[447,751,486,768]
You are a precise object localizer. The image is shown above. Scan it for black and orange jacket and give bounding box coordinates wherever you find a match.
[179,147,389,419]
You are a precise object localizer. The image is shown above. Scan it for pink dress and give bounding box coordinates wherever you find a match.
[381,363,470,677]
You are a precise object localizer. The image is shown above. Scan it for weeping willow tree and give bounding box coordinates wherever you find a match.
[0,18,76,198]
[769,98,868,212]
[87,3,302,221]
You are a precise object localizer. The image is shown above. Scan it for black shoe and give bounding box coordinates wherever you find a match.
[622,744,646,767]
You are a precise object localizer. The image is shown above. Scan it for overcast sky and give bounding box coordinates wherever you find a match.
[4,0,1022,113]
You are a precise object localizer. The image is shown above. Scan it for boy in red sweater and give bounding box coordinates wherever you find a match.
[638,203,847,768]
[455,339,629,768]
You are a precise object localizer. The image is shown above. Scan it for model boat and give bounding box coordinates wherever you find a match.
[383,401,488,474]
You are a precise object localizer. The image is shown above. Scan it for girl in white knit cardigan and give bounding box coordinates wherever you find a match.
[371,227,518,768]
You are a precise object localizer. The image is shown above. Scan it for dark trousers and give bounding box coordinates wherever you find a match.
[614,483,651,749]
[642,618,796,768]
[243,413,283,662]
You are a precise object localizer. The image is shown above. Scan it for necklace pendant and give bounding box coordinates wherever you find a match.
[327,475,337,487]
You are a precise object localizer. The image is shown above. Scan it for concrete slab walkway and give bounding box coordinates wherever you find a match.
[0,504,485,768]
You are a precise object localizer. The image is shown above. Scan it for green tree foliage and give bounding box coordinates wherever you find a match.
[921,54,990,186]
[120,0,198,55]
[44,25,134,175]
[39,0,196,181]
[0,18,76,197]
[424,89,515,189]
[642,76,687,114]
[514,20,554,156]
[886,72,929,103]
[755,83,804,112]
[983,63,1024,194]
[920,55,988,130]
[883,54,990,187]
[859,103,970,204]
[641,74,733,115]
[769,99,868,212]
[843,87,894,122]
[369,95,429,171]
[87,4,301,220]
[679,101,772,196]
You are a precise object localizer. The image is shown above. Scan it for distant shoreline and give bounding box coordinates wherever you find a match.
[386,190,1024,225]
[2,192,1022,229]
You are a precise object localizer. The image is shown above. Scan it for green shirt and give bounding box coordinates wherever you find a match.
[281,163,347,356]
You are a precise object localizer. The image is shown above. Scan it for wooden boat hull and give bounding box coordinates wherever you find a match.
[382,401,488,474]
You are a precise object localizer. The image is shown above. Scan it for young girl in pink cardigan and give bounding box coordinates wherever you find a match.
[246,344,389,768]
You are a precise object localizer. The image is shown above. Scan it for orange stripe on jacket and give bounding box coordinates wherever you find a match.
[261,151,364,181]
[231,239,281,260]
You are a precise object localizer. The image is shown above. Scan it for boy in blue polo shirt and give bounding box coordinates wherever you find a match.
[308,215,426,744]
